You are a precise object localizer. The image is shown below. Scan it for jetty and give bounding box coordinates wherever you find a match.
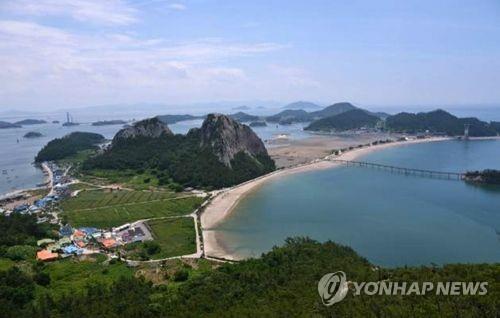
[330,159,464,180]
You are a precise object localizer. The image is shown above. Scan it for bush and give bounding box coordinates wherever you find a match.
[5,245,36,261]
[173,269,189,282]
[144,241,161,255]
[34,272,51,286]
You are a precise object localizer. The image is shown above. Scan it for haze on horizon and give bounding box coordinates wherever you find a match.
[0,0,499,112]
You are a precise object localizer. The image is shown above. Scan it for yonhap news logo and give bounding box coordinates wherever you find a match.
[317,271,349,306]
[318,271,488,306]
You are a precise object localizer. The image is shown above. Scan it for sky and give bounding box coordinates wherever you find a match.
[0,0,499,112]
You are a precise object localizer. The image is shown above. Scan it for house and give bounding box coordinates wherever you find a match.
[100,238,118,249]
[13,204,29,213]
[37,249,59,261]
[60,224,73,236]
[62,245,82,255]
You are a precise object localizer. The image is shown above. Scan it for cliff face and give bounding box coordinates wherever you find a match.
[199,114,269,167]
[113,118,173,143]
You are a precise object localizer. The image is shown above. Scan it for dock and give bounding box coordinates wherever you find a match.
[330,159,464,180]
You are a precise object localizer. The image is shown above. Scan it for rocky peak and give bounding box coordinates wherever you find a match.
[200,113,268,166]
[113,117,173,143]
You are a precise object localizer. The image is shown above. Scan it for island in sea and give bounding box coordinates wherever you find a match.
[91,120,127,126]
[0,121,21,129]
[14,119,47,125]
[1,103,499,317]
[23,131,43,138]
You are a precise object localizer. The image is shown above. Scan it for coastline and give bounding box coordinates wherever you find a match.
[201,136,452,260]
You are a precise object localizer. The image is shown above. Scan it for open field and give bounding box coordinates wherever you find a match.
[125,217,197,260]
[61,189,178,210]
[148,217,197,259]
[61,190,204,228]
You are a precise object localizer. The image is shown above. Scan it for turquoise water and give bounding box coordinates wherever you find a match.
[214,139,500,267]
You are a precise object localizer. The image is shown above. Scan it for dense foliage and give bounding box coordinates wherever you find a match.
[0,214,55,248]
[35,132,105,162]
[465,169,500,185]
[305,109,380,131]
[84,130,275,189]
[386,109,498,136]
[1,238,497,317]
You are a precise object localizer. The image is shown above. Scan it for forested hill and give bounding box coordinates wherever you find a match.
[84,114,275,189]
[35,132,105,162]
[386,109,498,136]
[6,238,497,317]
[305,109,380,132]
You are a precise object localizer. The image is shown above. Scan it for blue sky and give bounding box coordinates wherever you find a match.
[0,0,499,111]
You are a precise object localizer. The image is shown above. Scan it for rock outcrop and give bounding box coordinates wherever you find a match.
[198,114,269,167]
[113,118,173,143]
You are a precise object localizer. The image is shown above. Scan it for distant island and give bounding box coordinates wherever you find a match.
[266,109,311,123]
[229,112,260,123]
[156,114,203,124]
[52,120,60,124]
[91,120,127,126]
[35,132,105,162]
[305,109,380,132]
[249,121,267,127]
[282,101,321,110]
[23,131,43,138]
[0,121,21,129]
[232,105,251,111]
[14,119,47,125]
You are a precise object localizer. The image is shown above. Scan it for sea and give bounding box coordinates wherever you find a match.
[213,138,500,267]
[0,115,309,196]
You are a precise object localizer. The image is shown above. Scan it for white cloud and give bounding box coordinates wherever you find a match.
[0,20,285,108]
[2,0,138,25]
[167,3,187,11]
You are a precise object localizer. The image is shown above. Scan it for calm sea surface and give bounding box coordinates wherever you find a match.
[0,120,309,195]
[214,139,500,267]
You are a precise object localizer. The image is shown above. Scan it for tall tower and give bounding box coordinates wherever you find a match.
[464,124,470,140]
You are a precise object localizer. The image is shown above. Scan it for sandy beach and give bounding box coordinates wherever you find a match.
[201,135,452,260]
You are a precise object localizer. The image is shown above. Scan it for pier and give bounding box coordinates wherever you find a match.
[330,159,464,180]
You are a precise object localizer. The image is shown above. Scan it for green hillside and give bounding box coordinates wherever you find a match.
[305,109,380,132]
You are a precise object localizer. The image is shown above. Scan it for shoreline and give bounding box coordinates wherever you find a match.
[201,136,453,260]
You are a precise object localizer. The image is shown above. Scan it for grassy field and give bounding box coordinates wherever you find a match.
[80,169,162,190]
[148,217,197,259]
[61,189,177,210]
[126,217,197,260]
[61,189,203,228]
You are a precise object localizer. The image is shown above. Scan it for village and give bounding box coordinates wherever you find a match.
[0,162,157,263]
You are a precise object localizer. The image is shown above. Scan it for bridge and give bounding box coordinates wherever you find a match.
[330,159,464,180]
